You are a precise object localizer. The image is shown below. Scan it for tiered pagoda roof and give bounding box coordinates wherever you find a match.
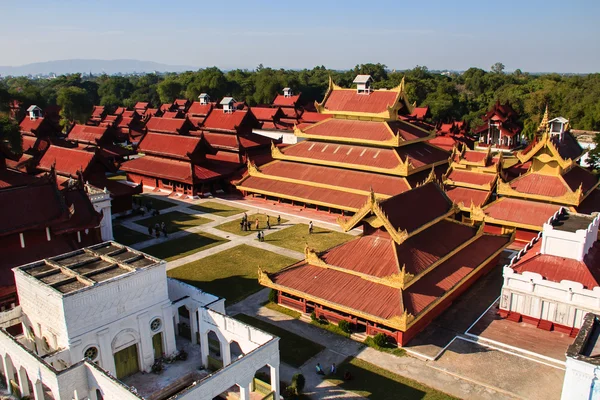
[470,131,599,231]
[442,146,500,211]
[237,77,449,212]
[259,182,512,333]
[473,100,522,138]
[429,120,474,152]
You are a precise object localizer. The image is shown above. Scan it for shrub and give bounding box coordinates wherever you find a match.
[338,320,351,333]
[268,289,278,303]
[318,315,328,325]
[310,311,317,321]
[291,373,306,394]
[372,333,387,347]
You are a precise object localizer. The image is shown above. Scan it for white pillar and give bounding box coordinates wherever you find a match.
[190,308,199,345]
[18,367,30,397]
[200,331,209,368]
[270,364,281,399]
[33,380,45,400]
[222,341,231,367]
[162,303,177,356]
[3,356,14,394]
[239,383,251,400]
[89,388,99,400]
[137,312,153,372]
[96,328,115,376]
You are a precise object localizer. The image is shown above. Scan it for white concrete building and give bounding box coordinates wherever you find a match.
[85,184,113,241]
[0,242,280,400]
[562,312,600,399]
[499,209,600,334]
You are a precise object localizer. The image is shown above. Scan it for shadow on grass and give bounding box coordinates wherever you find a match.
[172,275,264,306]
[135,211,210,233]
[142,233,227,261]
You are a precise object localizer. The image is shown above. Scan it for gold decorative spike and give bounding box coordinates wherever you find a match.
[257,268,273,285]
[304,246,328,267]
[424,167,437,185]
[381,266,413,289]
[389,309,415,331]
[271,141,283,158]
[538,104,549,132]
[246,159,260,176]
[470,203,486,221]
[397,155,411,176]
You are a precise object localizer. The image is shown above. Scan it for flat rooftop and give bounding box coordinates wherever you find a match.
[567,313,600,365]
[17,242,161,295]
[552,212,594,233]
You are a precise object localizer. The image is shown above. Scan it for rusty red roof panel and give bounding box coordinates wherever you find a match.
[445,186,490,208]
[578,190,600,214]
[145,117,188,134]
[138,132,200,160]
[447,170,496,186]
[91,106,105,117]
[121,156,193,184]
[258,160,411,196]
[484,198,561,227]
[512,240,600,289]
[281,141,401,170]
[203,133,239,149]
[389,120,432,142]
[251,107,280,121]
[509,173,568,197]
[0,168,39,189]
[273,94,300,107]
[324,90,398,114]
[300,111,330,123]
[19,117,45,134]
[404,234,510,314]
[396,142,449,169]
[202,110,249,132]
[239,176,368,210]
[38,146,96,178]
[563,166,598,194]
[187,102,213,116]
[321,235,399,277]
[67,124,109,144]
[304,119,394,142]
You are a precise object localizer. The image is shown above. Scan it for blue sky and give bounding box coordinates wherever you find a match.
[0,0,598,72]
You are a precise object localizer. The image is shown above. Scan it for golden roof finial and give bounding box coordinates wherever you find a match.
[538,104,549,132]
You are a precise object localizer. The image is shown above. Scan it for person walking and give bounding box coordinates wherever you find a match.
[257,231,261,242]
[255,217,260,231]
[308,221,314,234]
[330,363,336,375]
[148,225,153,237]
[277,215,281,225]
[266,219,271,230]
[260,231,265,242]
[316,363,324,375]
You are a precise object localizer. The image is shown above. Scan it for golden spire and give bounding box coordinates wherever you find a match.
[538,104,549,132]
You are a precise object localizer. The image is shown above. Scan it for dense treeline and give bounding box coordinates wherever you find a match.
[1,63,600,145]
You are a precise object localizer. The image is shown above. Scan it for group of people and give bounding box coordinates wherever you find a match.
[133,197,161,217]
[240,213,282,232]
[148,221,168,238]
[315,363,352,380]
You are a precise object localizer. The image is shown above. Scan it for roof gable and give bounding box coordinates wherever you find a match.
[38,146,97,178]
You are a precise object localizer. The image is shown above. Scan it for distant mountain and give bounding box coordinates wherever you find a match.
[0,59,196,76]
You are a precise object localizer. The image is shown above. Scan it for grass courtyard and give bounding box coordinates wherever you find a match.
[141,232,229,261]
[262,224,353,252]
[234,314,324,368]
[112,224,151,246]
[214,213,288,237]
[167,244,296,305]
[328,358,457,400]
[135,211,212,234]
[133,194,178,211]
[188,201,246,218]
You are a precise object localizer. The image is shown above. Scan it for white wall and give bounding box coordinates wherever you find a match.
[562,357,600,400]
[252,129,305,145]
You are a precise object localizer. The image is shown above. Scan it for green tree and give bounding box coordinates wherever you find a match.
[491,62,505,74]
[157,78,183,104]
[0,115,22,154]
[56,86,92,130]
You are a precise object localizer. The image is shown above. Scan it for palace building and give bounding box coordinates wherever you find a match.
[259,181,512,346]
[237,76,450,213]
[430,120,474,152]
[473,100,523,151]
[0,243,281,400]
[500,209,599,336]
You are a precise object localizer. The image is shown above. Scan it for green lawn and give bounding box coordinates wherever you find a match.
[134,195,178,211]
[167,244,296,305]
[262,224,353,252]
[113,224,151,246]
[108,173,127,181]
[234,314,324,368]
[264,302,301,319]
[189,201,246,217]
[214,213,288,237]
[141,232,229,261]
[328,358,457,400]
[135,211,211,234]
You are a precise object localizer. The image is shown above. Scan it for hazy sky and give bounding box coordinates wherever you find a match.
[0,0,599,73]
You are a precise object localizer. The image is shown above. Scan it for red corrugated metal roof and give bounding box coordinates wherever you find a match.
[187,102,213,116]
[145,117,189,134]
[161,111,182,119]
[38,146,96,178]
[203,132,239,149]
[206,151,241,164]
[138,132,201,160]
[19,117,45,134]
[67,124,109,144]
[322,235,398,277]
[300,111,330,123]
[509,173,568,197]
[447,170,496,186]
[91,106,105,117]
[121,156,194,184]
[512,240,600,289]
[324,89,398,114]
[251,107,280,121]
[257,160,411,196]
[389,120,432,142]
[445,186,490,208]
[484,198,561,227]
[0,168,39,189]
[395,142,449,169]
[239,176,368,210]
[427,135,460,152]
[563,166,598,194]
[281,141,401,170]
[134,102,149,110]
[304,119,394,142]
[410,107,429,119]
[462,150,488,163]
[239,135,271,148]
[273,94,300,107]
[202,110,250,133]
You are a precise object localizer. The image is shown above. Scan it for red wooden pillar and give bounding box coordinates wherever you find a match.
[302,298,307,313]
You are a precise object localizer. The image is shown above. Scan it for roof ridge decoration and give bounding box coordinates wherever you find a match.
[516,131,574,170]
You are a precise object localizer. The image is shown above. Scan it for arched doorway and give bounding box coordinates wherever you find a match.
[112,330,140,380]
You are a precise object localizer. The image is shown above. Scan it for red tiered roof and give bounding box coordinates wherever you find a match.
[509,173,569,197]
[91,106,105,118]
[512,240,600,289]
[323,90,398,114]
[445,186,490,208]
[38,146,97,178]
[67,124,110,144]
[249,107,281,121]
[187,102,213,116]
[446,170,496,186]
[395,142,449,169]
[302,119,393,142]
[256,161,411,197]
[162,111,183,119]
[134,102,149,110]
[145,117,191,135]
[273,93,301,107]
[563,166,599,193]
[202,110,253,133]
[137,132,202,160]
[121,156,194,184]
[299,111,330,123]
[0,168,39,189]
[410,106,429,120]
[483,198,561,228]
[19,117,49,136]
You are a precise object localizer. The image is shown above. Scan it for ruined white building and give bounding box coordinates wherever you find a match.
[500,209,600,335]
[562,312,600,399]
[0,242,280,400]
